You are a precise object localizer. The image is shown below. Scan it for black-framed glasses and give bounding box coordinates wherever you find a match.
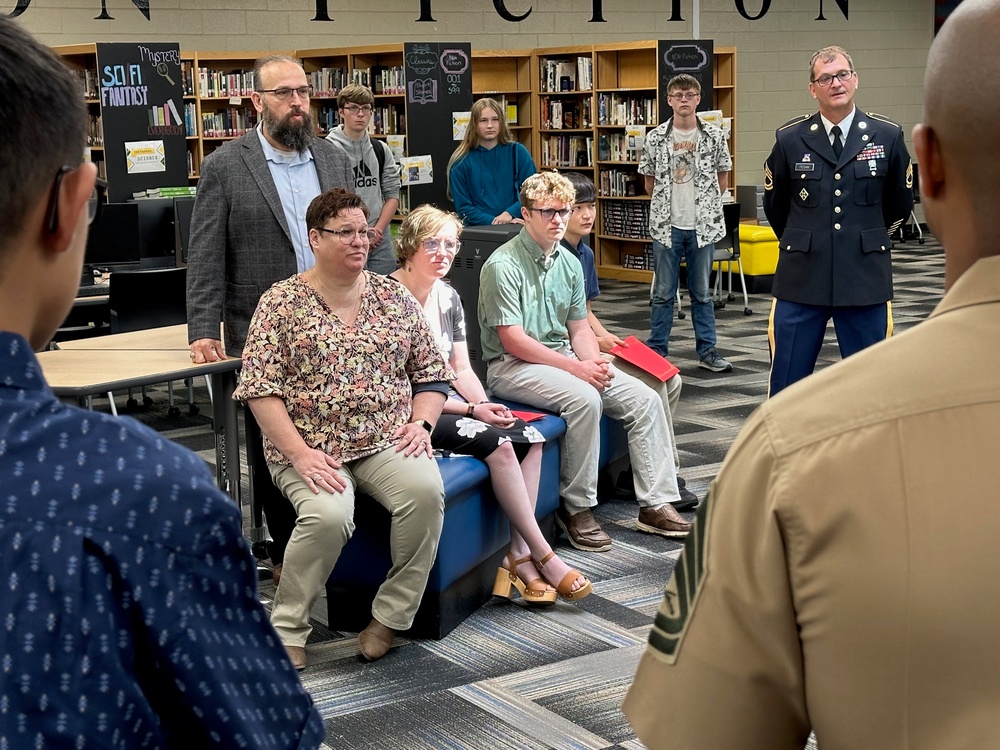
[46,165,107,234]
[316,226,377,244]
[342,104,373,115]
[529,207,572,222]
[812,70,854,87]
[422,238,461,255]
[668,92,700,101]
[257,85,314,100]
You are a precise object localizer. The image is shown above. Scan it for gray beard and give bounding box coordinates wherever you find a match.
[263,107,314,153]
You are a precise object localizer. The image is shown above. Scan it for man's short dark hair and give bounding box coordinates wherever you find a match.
[667,74,701,95]
[0,18,87,255]
[337,83,375,109]
[306,188,369,230]
[252,54,302,90]
[564,172,597,204]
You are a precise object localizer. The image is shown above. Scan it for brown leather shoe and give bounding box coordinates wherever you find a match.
[556,507,612,552]
[284,644,306,671]
[636,505,692,538]
[358,618,397,661]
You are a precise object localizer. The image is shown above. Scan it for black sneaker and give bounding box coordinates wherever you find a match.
[671,476,700,512]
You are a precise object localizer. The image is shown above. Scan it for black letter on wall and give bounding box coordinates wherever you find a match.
[3,0,31,17]
[734,0,770,20]
[666,0,683,21]
[312,0,333,20]
[494,0,531,22]
[416,0,436,22]
[816,0,848,20]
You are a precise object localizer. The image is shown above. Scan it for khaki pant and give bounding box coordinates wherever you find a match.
[268,447,444,646]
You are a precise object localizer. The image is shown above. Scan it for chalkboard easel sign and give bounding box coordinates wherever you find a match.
[403,42,473,211]
[657,40,715,120]
[97,42,188,202]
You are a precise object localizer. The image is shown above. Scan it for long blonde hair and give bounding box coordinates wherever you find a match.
[446,98,514,199]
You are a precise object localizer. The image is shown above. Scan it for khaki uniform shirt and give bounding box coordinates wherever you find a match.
[624,254,1000,750]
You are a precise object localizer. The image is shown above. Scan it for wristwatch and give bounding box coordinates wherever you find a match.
[413,419,433,432]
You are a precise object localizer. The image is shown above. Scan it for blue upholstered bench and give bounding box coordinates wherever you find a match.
[324,404,567,639]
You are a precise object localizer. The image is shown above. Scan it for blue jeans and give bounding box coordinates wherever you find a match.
[649,227,718,358]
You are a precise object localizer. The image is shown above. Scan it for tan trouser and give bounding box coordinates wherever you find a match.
[268,447,444,646]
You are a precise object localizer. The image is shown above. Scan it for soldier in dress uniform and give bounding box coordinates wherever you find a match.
[623,3,1000,746]
[762,45,913,397]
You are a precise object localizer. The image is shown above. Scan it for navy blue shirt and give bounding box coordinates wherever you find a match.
[561,236,601,301]
[0,332,323,749]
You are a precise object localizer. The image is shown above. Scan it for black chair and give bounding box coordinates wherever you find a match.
[108,266,196,416]
[674,202,751,318]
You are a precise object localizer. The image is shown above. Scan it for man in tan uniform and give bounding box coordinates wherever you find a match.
[623,2,1000,747]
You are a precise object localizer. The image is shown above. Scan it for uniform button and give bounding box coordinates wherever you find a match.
[834,206,842,214]
[835,189,842,196]
[834,223,842,230]
[834,173,841,180]
[786,245,792,250]
[880,245,886,251]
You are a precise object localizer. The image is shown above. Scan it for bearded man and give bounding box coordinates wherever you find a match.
[185,54,352,569]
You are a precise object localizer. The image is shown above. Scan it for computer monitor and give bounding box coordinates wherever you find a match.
[174,196,196,265]
[133,198,176,268]
[83,202,142,282]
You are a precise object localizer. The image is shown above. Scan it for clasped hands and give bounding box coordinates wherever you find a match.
[573,357,614,391]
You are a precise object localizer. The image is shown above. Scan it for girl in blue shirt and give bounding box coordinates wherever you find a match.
[447,97,536,226]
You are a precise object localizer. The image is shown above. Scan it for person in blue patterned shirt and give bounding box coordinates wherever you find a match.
[0,18,323,748]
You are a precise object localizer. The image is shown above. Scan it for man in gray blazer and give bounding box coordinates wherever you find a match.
[186,54,352,572]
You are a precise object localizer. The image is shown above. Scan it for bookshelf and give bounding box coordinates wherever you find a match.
[53,44,106,182]
[591,43,737,282]
[470,49,534,152]
[534,46,595,173]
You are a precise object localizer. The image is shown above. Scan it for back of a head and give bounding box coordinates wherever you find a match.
[0,19,87,256]
[923,0,1000,225]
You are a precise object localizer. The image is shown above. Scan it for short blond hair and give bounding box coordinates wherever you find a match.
[519,172,576,209]
[396,204,463,264]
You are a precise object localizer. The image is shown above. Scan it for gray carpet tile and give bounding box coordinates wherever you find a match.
[111,234,943,748]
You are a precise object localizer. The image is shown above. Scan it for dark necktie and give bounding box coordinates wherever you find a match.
[831,125,844,158]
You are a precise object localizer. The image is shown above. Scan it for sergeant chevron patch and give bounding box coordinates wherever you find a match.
[647,486,713,664]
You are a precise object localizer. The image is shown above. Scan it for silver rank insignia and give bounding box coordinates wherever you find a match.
[799,187,809,201]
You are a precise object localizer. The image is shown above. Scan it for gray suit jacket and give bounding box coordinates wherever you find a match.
[185,130,352,355]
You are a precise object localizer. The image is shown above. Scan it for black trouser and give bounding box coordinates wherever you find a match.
[244,407,296,565]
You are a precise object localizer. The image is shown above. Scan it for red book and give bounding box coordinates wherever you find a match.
[610,336,680,381]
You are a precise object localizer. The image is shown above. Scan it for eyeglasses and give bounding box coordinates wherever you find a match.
[811,70,854,87]
[342,104,373,115]
[46,165,107,234]
[529,207,572,222]
[257,85,314,100]
[668,92,700,101]
[316,226,377,244]
[422,238,461,255]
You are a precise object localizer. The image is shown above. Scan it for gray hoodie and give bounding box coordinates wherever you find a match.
[325,125,400,222]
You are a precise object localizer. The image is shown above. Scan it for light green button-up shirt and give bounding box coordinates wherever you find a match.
[477,227,588,364]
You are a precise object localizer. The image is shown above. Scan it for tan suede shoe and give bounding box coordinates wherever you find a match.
[358,618,397,661]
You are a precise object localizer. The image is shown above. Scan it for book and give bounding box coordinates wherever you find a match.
[610,336,679,381]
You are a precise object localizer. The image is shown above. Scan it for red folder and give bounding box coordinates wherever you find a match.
[610,336,680,381]
[510,409,547,422]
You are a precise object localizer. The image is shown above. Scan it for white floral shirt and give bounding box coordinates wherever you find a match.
[639,117,732,248]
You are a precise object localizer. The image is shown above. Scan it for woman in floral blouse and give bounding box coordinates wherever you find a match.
[391,205,592,605]
[235,189,453,666]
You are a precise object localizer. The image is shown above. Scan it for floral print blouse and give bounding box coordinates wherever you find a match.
[234,272,454,465]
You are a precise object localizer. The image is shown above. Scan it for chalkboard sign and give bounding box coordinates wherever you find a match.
[657,40,715,118]
[403,42,472,210]
[96,42,188,202]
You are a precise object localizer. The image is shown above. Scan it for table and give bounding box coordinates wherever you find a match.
[38,325,244,509]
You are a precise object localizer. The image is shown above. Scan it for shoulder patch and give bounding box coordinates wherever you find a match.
[646,485,714,664]
[763,162,773,191]
[777,114,810,132]
[866,111,903,130]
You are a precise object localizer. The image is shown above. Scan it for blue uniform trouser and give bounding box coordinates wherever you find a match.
[649,227,718,359]
[768,298,892,397]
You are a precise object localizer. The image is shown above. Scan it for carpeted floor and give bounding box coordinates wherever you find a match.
[121,232,943,749]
